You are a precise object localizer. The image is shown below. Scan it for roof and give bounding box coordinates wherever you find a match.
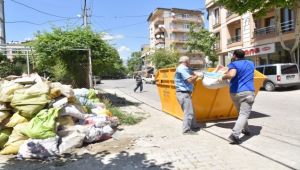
[147,8,204,22]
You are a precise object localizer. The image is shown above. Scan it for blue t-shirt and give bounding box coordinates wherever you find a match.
[175,64,193,92]
[227,60,255,93]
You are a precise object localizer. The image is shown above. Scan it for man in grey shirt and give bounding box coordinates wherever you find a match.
[174,56,200,135]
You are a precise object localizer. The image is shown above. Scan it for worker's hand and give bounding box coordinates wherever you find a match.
[218,76,223,82]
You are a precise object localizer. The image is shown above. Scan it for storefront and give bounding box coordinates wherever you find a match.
[223,42,300,67]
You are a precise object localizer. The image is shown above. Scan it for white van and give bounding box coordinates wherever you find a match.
[256,63,300,91]
[142,74,156,84]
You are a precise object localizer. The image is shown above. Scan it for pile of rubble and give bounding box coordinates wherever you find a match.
[0,73,119,160]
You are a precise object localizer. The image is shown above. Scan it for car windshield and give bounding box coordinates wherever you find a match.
[281,65,299,74]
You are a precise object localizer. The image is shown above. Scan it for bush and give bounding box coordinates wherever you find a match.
[0,61,22,78]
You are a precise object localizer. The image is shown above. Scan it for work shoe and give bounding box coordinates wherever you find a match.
[242,130,251,136]
[183,130,198,135]
[191,127,201,131]
[228,134,241,144]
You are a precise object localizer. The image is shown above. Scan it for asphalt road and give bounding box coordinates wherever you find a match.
[99,78,300,169]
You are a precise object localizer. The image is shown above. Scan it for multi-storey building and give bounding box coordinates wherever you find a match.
[147,8,205,69]
[205,0,300,67]
[140,44,154,74]
[0,0,5,44]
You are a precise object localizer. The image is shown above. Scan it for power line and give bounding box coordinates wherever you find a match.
[5,18,79,25]
[10,0,71,18]
[92,15,148,19]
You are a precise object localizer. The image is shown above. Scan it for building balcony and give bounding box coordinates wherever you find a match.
[281,20,295,33]
[153,17,164,25]
[252,20,295,41]
[226,11,239,22]
[227,35,241,45]
[253,25,276,40]
[170,39,188,44]
[155,39,165,45]
[213,21,221,29]
[214,42,221,51]
[227,35,242,48]
[172,16,201,23]
[169,27,190,32]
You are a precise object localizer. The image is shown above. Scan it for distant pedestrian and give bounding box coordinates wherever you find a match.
[175,56,200,135]
[134,74,143,92]
[220,49,255,144]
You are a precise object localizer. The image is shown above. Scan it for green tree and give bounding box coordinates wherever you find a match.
[216,0,300,63]
[0,53,22,78]
[186,26,218,67]
[30,27,125,86]
[127,51,143,74]
[150,49,179,69]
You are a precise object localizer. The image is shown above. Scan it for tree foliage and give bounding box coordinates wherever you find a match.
[149,49,179,69]
[127,51,143,74]
[0,53,22,78]
[186,26,218,67]
[30,27,126,86]
[216,0,297,17]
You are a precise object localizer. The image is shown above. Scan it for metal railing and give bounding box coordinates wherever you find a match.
[253,19,295,37]
[226,11,233,18]
[227,35,241,45]
[214,43,220,49]
[281,20,295,32]
[254,25,276,36]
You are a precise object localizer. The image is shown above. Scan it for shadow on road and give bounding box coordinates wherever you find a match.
[99,93,141,107]
[205,122,262,143]
[249,111,270,119]
[0,151,174,170]
[261,85,300,92]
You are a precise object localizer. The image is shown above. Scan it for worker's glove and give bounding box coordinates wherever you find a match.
[195,72,204,80]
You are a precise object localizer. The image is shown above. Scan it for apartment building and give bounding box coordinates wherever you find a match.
[205,0,300,67]
[140,44,154,74]
[0,0,5,44]
[147,8,205,69]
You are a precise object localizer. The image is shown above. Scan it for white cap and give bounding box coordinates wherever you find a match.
[179,56,190,63]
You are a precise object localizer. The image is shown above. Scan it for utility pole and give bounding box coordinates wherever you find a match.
[83,0,87,27]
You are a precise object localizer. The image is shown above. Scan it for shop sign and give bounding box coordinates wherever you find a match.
[243,43,275,57]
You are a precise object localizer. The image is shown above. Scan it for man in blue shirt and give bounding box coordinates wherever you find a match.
[175,56,200,135]
[220,49,255,144]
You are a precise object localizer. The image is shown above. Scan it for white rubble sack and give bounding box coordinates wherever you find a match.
[17,136,59,159]
[202,72,229,89]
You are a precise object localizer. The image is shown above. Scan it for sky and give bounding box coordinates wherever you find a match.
[5,0,208,62]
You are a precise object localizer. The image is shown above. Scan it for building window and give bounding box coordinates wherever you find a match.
[254,19,260,28]
[183,24,190,29]
[182,14,190,19]
[265,17,275,27]
[235,28,241,37]
[281,8,294,32]
[170,33,176,40]
[214,8,220,25]
[215,32,220,49]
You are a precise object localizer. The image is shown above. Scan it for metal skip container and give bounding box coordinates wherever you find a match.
[155,68,266,121]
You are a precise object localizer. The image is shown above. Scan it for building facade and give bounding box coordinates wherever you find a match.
[140,44,154,74]
[0,0,5,44]
[147,8,205,69]
[205,0,300,67]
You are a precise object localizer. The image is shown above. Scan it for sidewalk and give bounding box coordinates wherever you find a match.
[0,87,297,170]
[93,88,292,170]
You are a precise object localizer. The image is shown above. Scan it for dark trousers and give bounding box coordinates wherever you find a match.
[134,82,143,92]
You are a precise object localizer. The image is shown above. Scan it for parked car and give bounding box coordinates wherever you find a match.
[256,63,300,91]
[142,74,156,84]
